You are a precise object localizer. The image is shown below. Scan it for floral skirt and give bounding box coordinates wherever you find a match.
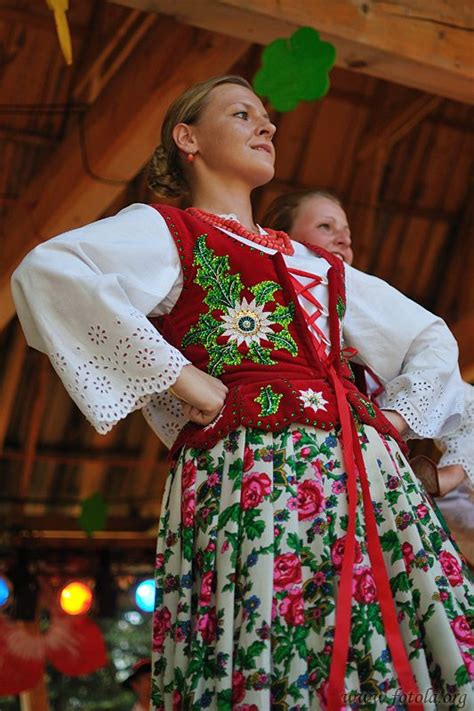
[151,425,474,710]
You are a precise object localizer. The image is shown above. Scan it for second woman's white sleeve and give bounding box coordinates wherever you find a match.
[436,382,474,481]
[11,203,189,434]
[343,265,465,439]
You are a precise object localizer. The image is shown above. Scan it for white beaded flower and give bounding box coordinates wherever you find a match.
[220,297,274,347]
[299,388,329,412]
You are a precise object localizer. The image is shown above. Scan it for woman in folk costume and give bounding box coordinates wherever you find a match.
[263,189,473,499]
[11,76,473,710]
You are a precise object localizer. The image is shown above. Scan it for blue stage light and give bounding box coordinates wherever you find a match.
[0,576,11,608]
[135,579,155,612]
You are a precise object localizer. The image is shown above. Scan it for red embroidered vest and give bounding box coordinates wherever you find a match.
[150,205,402,454]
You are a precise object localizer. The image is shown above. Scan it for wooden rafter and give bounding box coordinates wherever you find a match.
[110,0,474,102]
[0,18,248,330]
[357,94,442,161]
[72,10,158,104]
[0,323,27,451]
[19,357,49,500]
[451,312,474,381]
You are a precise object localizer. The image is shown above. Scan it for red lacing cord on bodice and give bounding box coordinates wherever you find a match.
[287,266,330,361]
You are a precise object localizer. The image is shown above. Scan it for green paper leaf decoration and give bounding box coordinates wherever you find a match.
[79,492,108,536]
[253,26,336,112]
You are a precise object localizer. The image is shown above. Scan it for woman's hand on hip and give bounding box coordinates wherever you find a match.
[171,364,228,425]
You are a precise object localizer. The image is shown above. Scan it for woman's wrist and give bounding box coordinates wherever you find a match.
[381,409,409,436]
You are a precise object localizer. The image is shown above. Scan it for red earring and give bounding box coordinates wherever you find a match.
[187,153,195,163]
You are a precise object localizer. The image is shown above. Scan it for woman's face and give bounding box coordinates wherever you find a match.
[290,196,353,264]
[190,83,276,189]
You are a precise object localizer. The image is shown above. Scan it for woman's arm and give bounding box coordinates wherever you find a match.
[343,264,465,439]
[11,203,225,433]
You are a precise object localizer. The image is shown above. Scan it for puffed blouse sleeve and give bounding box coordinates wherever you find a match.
[436,382,474,482]
[11,203,190,435]
[343,264,465,440]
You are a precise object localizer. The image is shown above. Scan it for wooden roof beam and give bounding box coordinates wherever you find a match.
[109,0,474,103]
[451,312,474,382]
[0,18,248,330]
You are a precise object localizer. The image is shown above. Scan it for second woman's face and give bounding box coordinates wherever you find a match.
[191,83,276,189]
[290,196,353,264]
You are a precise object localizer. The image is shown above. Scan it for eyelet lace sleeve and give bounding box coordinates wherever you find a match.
[343,264,464,439]
[12,203,189,435]
[435,382,474,482]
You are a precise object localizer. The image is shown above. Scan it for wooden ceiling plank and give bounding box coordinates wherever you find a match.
[73,11,157,103]
[18,358,49,500]
[451,313,474,381]
[357,94,441,160]
[109,0,474,102]
[0,324,27,451]
[0,19,248,330]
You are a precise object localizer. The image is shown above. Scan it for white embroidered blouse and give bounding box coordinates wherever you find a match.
[11,203,465,449]
[436,382,474,482]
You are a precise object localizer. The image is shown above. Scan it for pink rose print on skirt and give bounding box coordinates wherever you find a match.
[401,542,415,573]
[353,566,377,604]
[297,479,324,520]
[439,551,463,586]
[198,571,214,608]
[197,608,217,643]
[450,615,474,645]
[232,670,247,704]
[243,447,255,472]
[181,488,196,528]
[279,586,305,625]
[182,460,197,491]
[241,472,271,510]
[462,650,474,679]
[152,607,171,653]
[274,553,302,591]
[331,535,363,571]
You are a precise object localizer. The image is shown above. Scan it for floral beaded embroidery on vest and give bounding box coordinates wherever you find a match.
[181,235,298,376]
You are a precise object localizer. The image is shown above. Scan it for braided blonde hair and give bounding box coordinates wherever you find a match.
[148,75,252,198]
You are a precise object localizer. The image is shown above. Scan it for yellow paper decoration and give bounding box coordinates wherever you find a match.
[45,0,73,66]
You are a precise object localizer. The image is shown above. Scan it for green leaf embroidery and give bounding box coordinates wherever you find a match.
[250,280,280,306]
[359,396,376,418]
[254,385,283,417]
[268,330,298,356]
[194,235,242,309]
[336,295,345,319]
[271,303,294,327]
[248,341,276,366]
[182,236,297,374]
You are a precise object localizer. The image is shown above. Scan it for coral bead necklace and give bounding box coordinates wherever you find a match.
[186,207,295,256]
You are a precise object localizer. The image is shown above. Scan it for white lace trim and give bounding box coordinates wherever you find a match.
[143,391,189,449]
[436,383,474,481]
[49,308,189,434]
[384,371,465,440]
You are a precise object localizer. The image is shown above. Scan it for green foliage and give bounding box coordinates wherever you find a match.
[253,27,336,112]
